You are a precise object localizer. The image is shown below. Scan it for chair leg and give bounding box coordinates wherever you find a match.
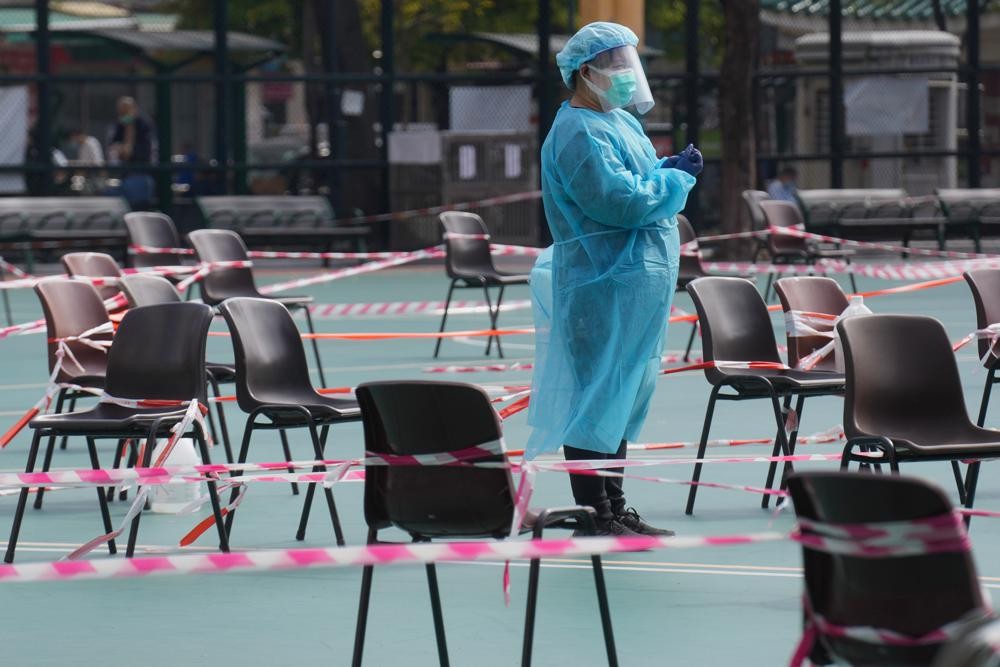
[296,424,343,545]
[963,462,982,527]
[978,368,996,427]
[86,437,117,556]
[106,439,126,503]
[486,285,506,358]
[194,430,230,552]
[481,284,497,358]
[952,461,969,506]
[591,556,619,667]
[352,529,378,667]
[302,306,327,388]
[4,430,43,563]
[119,440,137,501]
[278,429,299,496]
[32,430,58,510]
[770,394,805,508]
[1,287,11,326]
[763,273,775,303]
[683,322,698,362]
[433,281,457,359]
[521,557,542,667]
[685,385,720,515]
[426,562,450,667]
[224,418,256,537]
[206,375,233,463]
[59,393,76,451]
[126,428,158,558]
[762,394,792,509]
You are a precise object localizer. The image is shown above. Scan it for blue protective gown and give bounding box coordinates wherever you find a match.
[526,101,696,458]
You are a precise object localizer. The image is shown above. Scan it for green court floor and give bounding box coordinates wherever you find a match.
[0,254,996,665]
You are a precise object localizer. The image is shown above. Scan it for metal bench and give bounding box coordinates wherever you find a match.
[796,188,943,253]
[0,197,130,270]
[937,188,1000,253]
[195,196,371,258]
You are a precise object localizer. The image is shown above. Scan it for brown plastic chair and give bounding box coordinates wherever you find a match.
[759,200,857,300]
[4,302,229,562]
[788,472,985,666]
[963,269,1000,426]
[676,214,707,362]
[123,212,184,269]
[352,380,616,667]
[742,189,772,261]
[838,314,1000,515]
[684,277,845,514]
[61,251,124,301]
[119,273,236,463]
[187,229,327,387]
[774,277,850,372]
[435,212,529,359]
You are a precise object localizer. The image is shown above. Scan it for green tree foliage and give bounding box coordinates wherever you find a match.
[646,0,724,66]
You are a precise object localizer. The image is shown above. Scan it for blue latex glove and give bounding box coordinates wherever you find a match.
[675,143,703,177]
[661,154,682,168]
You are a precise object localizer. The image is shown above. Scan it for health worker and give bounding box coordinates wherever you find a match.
[527,22,701,537]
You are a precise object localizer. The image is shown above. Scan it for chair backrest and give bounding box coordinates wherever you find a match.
[119,274,182,308]
[686,277,782,383]
[186,229,258,305]
[760,199,809,256]
[34,279,113,382]
[104,302,211,403]
[741,190,770,231]
[838,314,972,442]
[676,214,705,281]
[124,212,182,268]
[218,297,315,412]
[787,472,983,666]
[774,277,849,371]
[60,251,123,301]
[440,212,496,281]
[356,380,515,538]
[963,270,1000,369]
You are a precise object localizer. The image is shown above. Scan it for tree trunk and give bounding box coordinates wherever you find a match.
[718,0,759,258]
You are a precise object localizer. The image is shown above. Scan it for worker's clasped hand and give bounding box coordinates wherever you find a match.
[673,144,703,177]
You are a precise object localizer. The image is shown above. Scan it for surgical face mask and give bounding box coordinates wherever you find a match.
[582,66,637,109]
[119,114,135,124]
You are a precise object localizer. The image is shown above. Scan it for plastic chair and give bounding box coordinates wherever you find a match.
[4,302,229,562]
[119,273,236,462]
[759,200,857,300]
[774,277,850,372]
[219,297,360,545]
[684,277,845,514]
[187,228,327,387]
[838,314,1000,515]
[435,212,529,359]
[787,472,986,666]
[963,269,1000,426]
[676,214,707,362]
[123,211,183,269]
[352,380,617,667]
[742,189,771,261]
[61,251,124,301]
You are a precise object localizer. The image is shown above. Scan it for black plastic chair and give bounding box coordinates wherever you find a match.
[774,277,850,372]
[120,273,235,463]
[219,297,360,545]
[759,200,857,301]
[676,214,707,363]
[61,251,124,301]
[4,302,229,562]
[963,270,1000,426]
[788,472,986,666]
[123,211,184,269]
[742,189,772,261]
[352,380,617,667]
[32,278,114,497]
[684,277,845,514]
[187,228,327,387]
[434,212,529,359]
[838,314,1000,515]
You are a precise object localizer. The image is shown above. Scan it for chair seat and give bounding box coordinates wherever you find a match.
[62,373,106,390]
[712,367,845,393]
[206,362,236,384]
[30,403,190,433]
[269,295,313,307]
[883,424,1000,459]
[813,248,855,259]
[457,271,529,287]
[256,392,361,424]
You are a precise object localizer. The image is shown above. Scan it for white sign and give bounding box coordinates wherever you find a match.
[845,76,929,136]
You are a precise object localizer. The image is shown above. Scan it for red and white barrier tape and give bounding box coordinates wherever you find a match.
[259,248,445,294]
[305,298,531,320]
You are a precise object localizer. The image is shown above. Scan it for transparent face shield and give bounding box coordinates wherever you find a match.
[579,45,654,115]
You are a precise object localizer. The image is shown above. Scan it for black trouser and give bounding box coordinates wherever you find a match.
[564,439,627,520]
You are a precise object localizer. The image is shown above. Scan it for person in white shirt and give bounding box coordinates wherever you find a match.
[69,129,104,166]
[767,166,798,203]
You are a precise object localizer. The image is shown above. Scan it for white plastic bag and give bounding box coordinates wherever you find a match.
[149,437,201,514]
[833,295,872,373]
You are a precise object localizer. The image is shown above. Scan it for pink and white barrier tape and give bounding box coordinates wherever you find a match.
[305,299,531,320]
[259,248,445,294]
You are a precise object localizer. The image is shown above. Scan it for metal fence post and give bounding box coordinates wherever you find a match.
[967,0,982,188]
[35,0,51,196]
[538,0,553,245]
[829,0,844,188]
[685,0,701,223]
[380,0,395,220]
[213,0,229,193]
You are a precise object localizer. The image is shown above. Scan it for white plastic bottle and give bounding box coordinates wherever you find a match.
[149,437,201,514]
[834,295,872,373]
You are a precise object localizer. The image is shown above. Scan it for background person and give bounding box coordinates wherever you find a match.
[527,22,701,537]
[767,166,799,203]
